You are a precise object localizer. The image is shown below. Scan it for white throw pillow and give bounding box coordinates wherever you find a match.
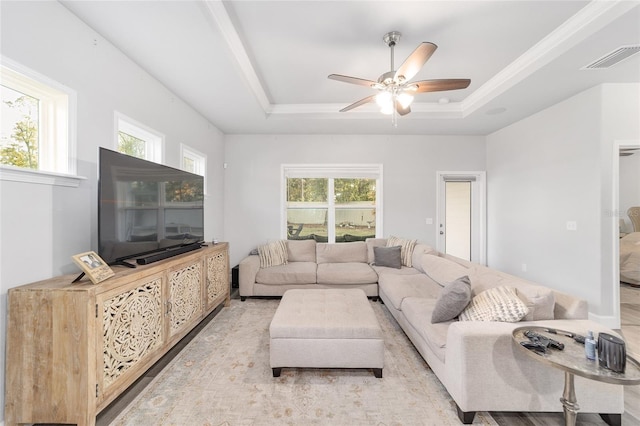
[258,240,288,268]
[458,286,529,322]
[386,236,417,267]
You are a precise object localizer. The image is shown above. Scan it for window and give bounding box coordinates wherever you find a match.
[180,144,207,194]
[115,112,163,163]
[0,58,76,177]
[283,165,382,243]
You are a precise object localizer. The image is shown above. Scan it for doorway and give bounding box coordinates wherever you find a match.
[436,172,486,264]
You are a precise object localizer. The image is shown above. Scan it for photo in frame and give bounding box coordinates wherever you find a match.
[71,251,115,284]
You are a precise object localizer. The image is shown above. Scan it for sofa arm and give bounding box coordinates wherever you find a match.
[444,320,623,414]
[552,291,588,319]
[239,255,260,297]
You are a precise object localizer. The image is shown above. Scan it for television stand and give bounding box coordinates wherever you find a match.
[136,243,202,265]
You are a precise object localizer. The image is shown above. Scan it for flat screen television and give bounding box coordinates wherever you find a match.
[98,147,204,265]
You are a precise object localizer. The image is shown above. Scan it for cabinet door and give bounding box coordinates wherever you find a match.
[205,248,229,310]
[167,259,203,339]
[97,273,165,403]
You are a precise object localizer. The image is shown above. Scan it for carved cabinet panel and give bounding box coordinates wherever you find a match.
[168,260,203,338]
[97,273,164,402]
[206,249,229,309]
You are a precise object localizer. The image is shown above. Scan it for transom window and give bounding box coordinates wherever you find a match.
[1,59,75,176]
[283,165,382,243]
[180,143,207,194]
[115,112,163,163]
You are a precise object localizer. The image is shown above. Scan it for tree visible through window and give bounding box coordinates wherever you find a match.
[118,131,146,159]
[1,86,39,169]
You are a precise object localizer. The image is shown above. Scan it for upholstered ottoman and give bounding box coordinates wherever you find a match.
[269,288,384,378]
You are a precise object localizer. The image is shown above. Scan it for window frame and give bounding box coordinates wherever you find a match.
[180,143,207,195]
[281,164,383,242]
[114,111,164,164]
[0,56,79,186]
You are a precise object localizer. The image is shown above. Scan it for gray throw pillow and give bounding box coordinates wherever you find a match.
[373,246,402,269]
[431,275,472,323]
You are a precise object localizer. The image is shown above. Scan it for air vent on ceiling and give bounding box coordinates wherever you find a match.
[582,45,640,70]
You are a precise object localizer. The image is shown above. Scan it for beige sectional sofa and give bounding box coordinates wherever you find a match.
[239,238,624,424]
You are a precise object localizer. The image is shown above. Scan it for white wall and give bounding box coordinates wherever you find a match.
[620,153,640,233]
[224,134,486,266]
[0,2,225,422]
[487,83,640,325]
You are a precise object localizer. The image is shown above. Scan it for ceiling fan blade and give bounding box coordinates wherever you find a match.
[340,95,376,112]
[620,148,640,151]
[394,42,437,83]
[328,74,377,88]
[412,79,471,93]
[396,101,411,116]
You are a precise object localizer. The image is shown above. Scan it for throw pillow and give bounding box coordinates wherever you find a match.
[373,246,402,269]
[257,240,288,268]
[458,286,529,322]
[386,236,417,267]
[516,286,556,321]
[431,275,472,323]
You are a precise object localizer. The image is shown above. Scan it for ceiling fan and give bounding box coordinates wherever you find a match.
[328,31,471,121]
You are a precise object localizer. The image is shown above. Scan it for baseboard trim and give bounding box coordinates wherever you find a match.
[588,312,620,329]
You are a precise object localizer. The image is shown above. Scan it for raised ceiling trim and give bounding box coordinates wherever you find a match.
[205,0,637,121]
[461,0,638,117]
[202,0,271,113]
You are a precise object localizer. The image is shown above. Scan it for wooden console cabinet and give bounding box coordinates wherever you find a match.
[5,243,229,426]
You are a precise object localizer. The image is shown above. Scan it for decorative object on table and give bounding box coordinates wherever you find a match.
[585,330,597,360]
[598,333,627,373]
[71,251,114,284]
[520,329,565,354]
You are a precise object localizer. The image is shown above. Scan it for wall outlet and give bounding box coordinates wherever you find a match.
[425,218,433,225]
[566,221,577,231]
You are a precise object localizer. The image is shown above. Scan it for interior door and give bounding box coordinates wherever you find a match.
[437,172,486,264]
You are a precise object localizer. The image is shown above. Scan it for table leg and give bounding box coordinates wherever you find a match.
[559,371,580,426]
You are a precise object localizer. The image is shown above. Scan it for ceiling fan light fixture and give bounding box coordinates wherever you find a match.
[397,92,414,109]
[380,102,394,115]
[375,91,393,108]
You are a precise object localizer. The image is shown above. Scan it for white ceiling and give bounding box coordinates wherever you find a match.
[61,0,640,135]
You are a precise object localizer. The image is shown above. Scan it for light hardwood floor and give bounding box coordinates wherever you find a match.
[94,286,640,426]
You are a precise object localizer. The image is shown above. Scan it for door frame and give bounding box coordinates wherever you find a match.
[436,171,487,265]
[611,139,640,329]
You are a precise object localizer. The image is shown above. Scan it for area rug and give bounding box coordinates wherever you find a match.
[111,298,499,425]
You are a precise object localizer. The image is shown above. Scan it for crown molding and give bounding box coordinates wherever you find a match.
[461,0,639,116]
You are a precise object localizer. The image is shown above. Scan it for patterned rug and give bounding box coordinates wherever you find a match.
[111,298,500,425]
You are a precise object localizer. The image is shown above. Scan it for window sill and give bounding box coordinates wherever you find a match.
[0,166,86,187]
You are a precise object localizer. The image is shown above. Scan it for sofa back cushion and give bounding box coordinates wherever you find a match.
[366,238,387,264]
[420,254,470,286]
[411,244,437,273]
[317,241,368,264]
[287,239,317,262]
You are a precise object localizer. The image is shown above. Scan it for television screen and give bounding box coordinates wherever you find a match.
[98,147,204,265]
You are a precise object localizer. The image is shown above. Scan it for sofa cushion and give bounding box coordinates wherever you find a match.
[366,238,387,264]
[373,246,402,269]
[316,262,377,284]
[373,265,422,276]
[287,239,316,262]
[256,262,317,285]
[431,276,472,323]
[316,241,368,264]
[411,244,437,274]
[459,286,529,322]
[378,274,441,310]
[420,254,470,287]
[387,236,417,267]
[516,286,556,321]
[258,240,288,268]
[400,297,451,363]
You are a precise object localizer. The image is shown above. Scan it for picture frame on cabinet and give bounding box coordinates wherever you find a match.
[72,251,115,284]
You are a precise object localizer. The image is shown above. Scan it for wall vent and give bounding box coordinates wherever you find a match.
[582,45,640,69]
